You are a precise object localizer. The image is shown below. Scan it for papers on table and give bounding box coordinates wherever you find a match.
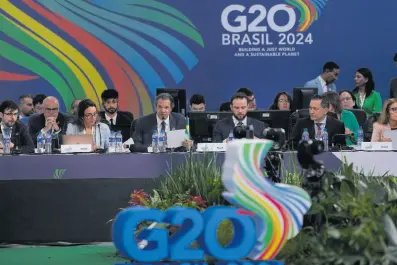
[166,129,185,148]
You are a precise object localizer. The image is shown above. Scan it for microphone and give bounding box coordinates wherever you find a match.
[330,133,355,150]
[12,132,22,155]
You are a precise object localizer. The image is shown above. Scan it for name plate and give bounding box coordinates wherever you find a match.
[61,144,92,153]
[196,143,227,152]
[361,142,393,151]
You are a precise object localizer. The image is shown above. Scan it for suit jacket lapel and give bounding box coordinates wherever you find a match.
[169,114,177,131]
[307,119,315,139]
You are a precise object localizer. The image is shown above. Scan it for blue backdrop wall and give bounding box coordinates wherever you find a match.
[1,0,396,116]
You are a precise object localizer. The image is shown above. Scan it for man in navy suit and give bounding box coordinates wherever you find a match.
[213,93,266,143]
[304,62,340,95]
[0,100,34,153]
[132,93,187,149]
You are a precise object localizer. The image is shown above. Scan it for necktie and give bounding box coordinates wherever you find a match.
[316,123,322,139]
[161,121,166,132]
[237,121,243,126]
[110,119,114,126]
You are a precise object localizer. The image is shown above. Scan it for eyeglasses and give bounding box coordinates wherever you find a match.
[84,112,98,118]
[45,108,59,112]
[390,107,397,113]
[278,99,289,103]
[3,112,18,117]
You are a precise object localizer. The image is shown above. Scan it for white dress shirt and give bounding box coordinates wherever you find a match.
[232,116,247,127]
[105,112,117,126]
[156,115,170,132]
[314,116,327,138]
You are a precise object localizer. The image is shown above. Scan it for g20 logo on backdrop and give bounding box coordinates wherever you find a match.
[112,140,312,265]
[221,1,328,57]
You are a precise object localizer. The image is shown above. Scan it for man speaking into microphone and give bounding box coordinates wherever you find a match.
[132,93,186,148]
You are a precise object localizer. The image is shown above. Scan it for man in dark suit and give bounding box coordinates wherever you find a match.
[290,95,345,148]
[99,89,134,141]
[28,96,70,145]
[132,93,186,149]
[213,93,266,143]
[0,100,34,153]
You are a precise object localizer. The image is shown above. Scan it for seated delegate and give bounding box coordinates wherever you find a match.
[213,93,266,143]
[371,98,397,142]
[290,95,345,148]
[66,99,110,150]
[323,92,359,145]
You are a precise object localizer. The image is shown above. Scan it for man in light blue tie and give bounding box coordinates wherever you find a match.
[304,62,340,95]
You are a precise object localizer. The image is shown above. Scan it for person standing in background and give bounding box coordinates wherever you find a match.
[304,62,340,95]
[352,68,382,116]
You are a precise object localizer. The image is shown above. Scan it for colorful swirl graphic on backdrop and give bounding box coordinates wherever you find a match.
[0,0,204,116]
[222,139,312,260]
[285,0,328,32]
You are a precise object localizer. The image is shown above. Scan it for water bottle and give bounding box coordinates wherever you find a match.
[115,131,123,153]
[37,132,43,153]
[228,132,234,142]
[109,131,115,153]
[357,126,364,148]
[158,130,166,153]
[322,128,329,151]
[152,130,159,153]
[2,128,11,154]
[301,128,309,141]
[160,130,167,152]
[45,132,52,154]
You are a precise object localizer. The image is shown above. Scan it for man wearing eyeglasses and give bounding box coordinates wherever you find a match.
[0,100,34,153]
[28,96,70,145]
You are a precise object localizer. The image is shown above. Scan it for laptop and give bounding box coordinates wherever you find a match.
[61,135,94,146]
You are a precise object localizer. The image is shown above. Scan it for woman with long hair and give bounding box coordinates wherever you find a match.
[269,92,292,110]
[352,68,382,116]
[371,98,397,142]
[66,99,110,150]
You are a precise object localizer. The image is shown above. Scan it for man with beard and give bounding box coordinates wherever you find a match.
[304,62,340,95]
[0,100,34,153]
[212,93,266,143]
[99,89,133,141]
[18,95,34,124]
[28,96,70,145]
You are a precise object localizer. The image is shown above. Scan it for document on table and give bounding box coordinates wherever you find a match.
[167,129,185,148]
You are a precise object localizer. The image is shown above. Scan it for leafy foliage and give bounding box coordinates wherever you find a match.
[277,162,397,265]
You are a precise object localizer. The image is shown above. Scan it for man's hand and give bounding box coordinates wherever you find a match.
[10,142,14,149]
[45,117,57,131]
[381,136,392,142]
[345,128,353,135]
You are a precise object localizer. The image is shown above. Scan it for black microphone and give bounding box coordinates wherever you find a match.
[12,132,23,155]
[330,133,355,151]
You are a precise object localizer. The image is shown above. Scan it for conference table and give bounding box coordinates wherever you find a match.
[0,150,395,244]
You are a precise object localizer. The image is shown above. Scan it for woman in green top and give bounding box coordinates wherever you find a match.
[352,68,382,116]
[323,92,359,146]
